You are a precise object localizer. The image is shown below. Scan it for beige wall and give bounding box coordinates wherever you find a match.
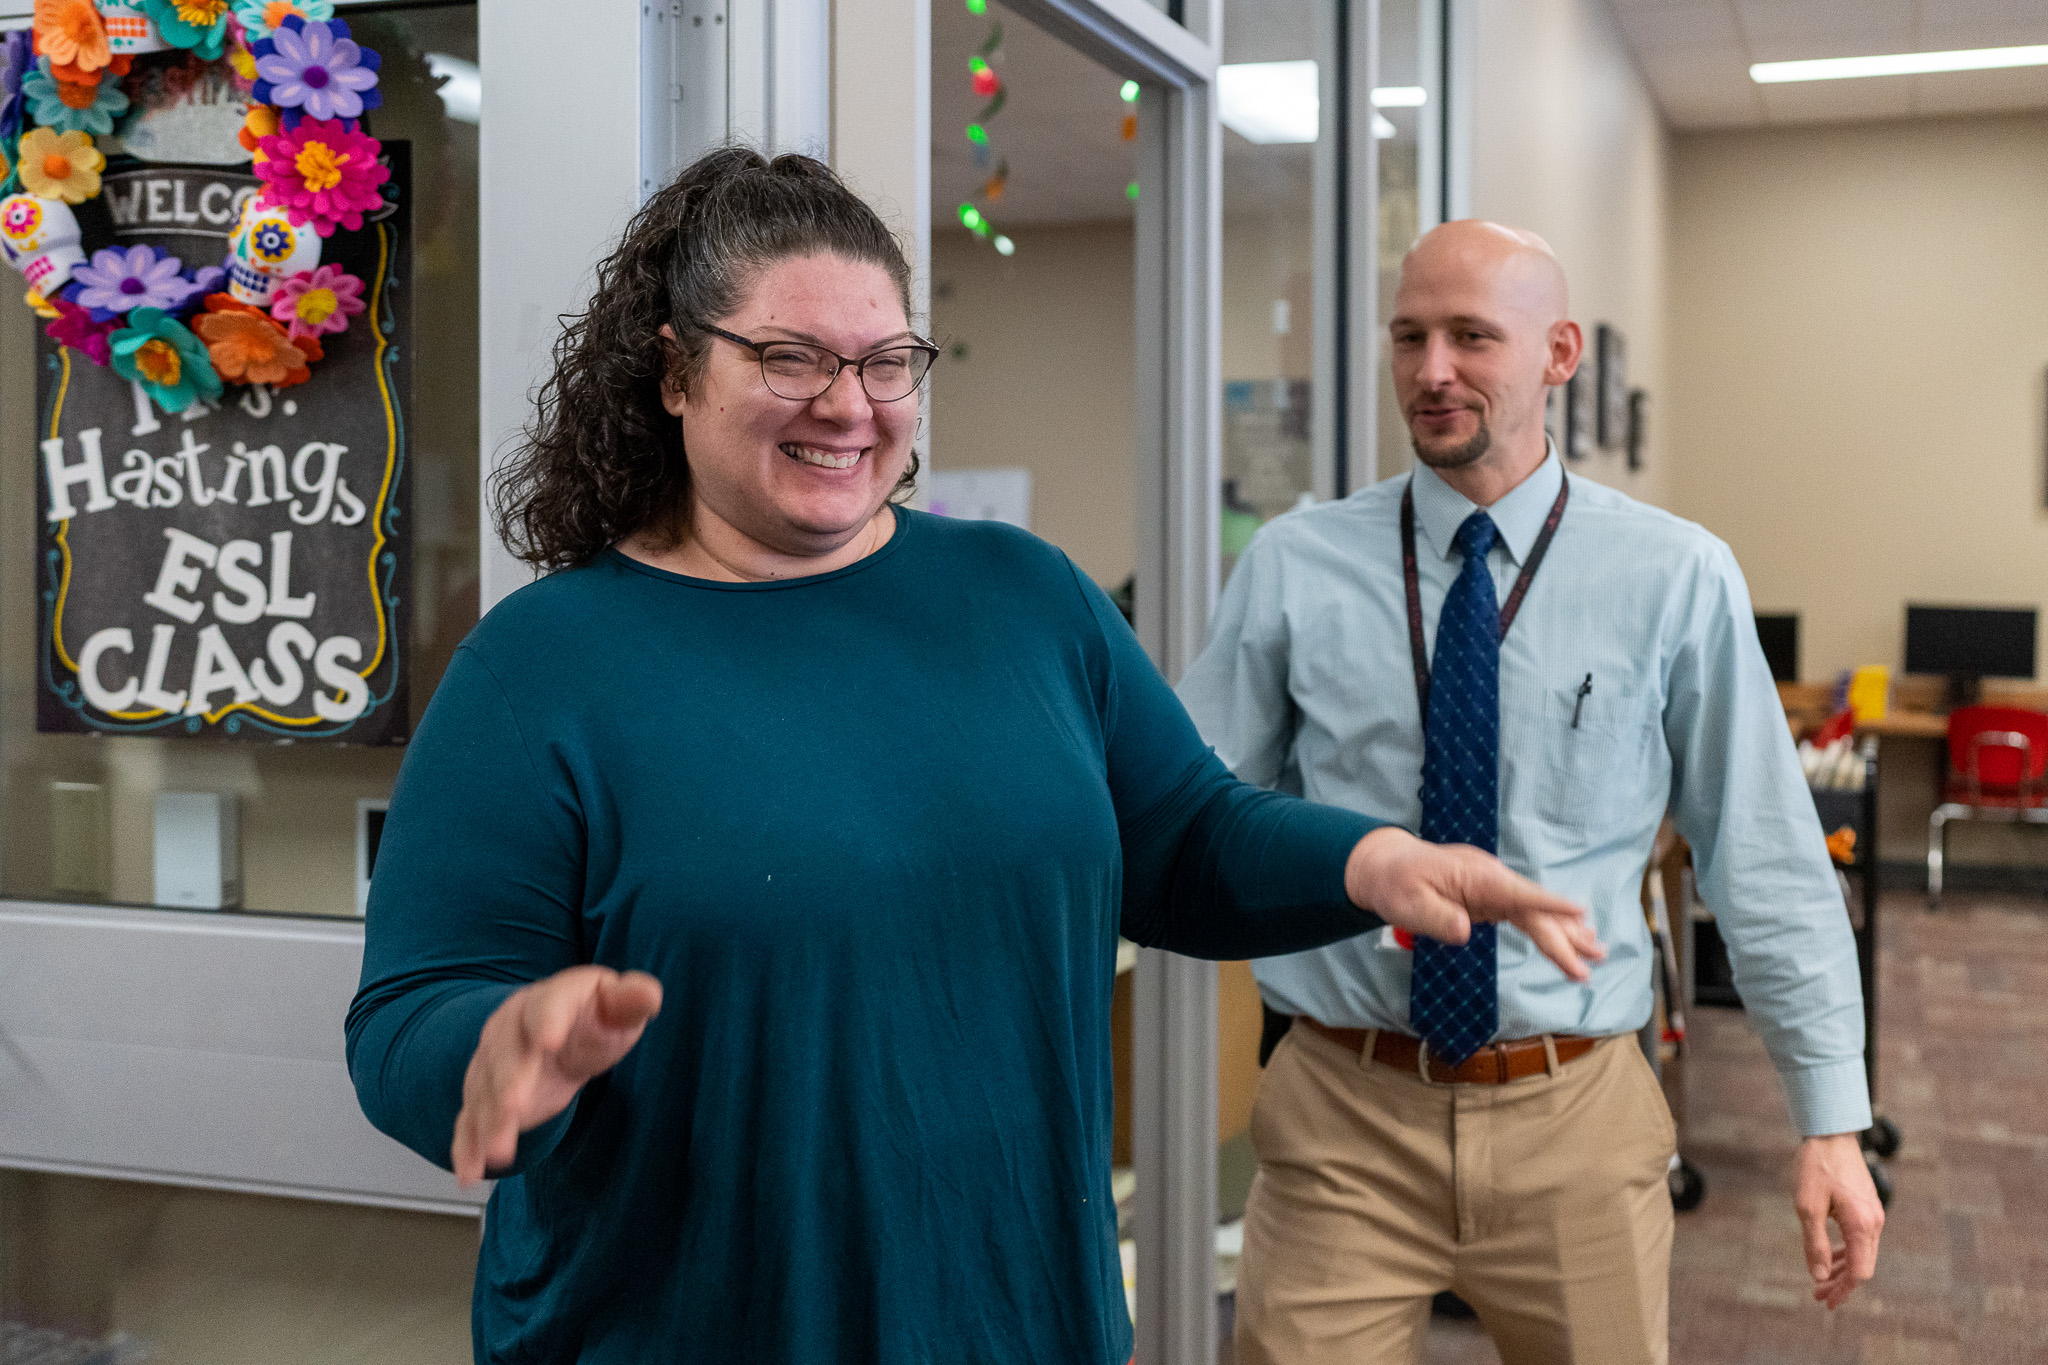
[1458,0,1672,508]
[929,213,1313,585]
[1668,112,2048,685]
[928,222,1138,586]
[1667,111,2048,867]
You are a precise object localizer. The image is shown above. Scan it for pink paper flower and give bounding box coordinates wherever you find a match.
[269,261,363,339]
[253,116,388,236]
[46,295,112,364]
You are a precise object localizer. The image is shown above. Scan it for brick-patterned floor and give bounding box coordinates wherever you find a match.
[1417,891,2048,1364]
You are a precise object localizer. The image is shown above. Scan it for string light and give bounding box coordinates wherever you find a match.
[960,1,1015,255]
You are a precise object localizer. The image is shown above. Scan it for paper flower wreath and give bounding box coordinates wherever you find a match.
[0,2,391,398]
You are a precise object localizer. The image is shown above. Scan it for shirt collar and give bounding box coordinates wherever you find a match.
[1410,441,1566,566]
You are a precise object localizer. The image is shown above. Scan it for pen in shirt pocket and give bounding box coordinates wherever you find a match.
[1571,672,1593,728]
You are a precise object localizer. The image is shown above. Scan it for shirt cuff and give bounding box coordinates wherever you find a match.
[1780,1057,1873,1138]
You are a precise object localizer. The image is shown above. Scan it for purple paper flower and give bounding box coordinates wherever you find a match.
[69,246,206,316]
[252,16,381,124]
[0,30,30,138]
[1,30,29,101]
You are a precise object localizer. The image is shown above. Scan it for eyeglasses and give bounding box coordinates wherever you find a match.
[700,325,939,404]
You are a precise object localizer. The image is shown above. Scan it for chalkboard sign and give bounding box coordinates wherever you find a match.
[36,148,412,745]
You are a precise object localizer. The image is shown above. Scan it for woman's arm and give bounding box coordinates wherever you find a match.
[344,644,590,1174]
[1075,566,1598,971]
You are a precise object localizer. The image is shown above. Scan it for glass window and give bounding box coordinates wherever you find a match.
[1373,0,1439,483]
[0,5,478,921]
[1211,0,1344,1307]
[2,7,482,1357]
[1217,5,1330,578]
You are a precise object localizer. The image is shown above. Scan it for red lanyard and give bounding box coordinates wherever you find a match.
[1401,474,1570,720]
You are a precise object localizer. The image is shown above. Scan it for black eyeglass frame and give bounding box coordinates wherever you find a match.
[699,324,940,404]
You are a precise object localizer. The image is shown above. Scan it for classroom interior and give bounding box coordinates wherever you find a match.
[3,0,2047,1362]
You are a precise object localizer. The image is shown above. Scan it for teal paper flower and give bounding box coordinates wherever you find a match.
[232,0,334,42]
[111,308,221,414]
[140,0,232,62]
[21,58,129,136]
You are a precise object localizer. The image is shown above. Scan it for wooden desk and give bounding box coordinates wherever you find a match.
[1777,679,2048,742]
[1857,711,1949,739]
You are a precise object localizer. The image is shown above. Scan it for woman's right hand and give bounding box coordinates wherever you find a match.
[1343,826,1605,982]
[451,965,664,1185]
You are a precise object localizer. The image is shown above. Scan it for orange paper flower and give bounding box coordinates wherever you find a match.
[238,104,280,158]
[192,308,306,386]
[51,52,131,86]
[17,127,104,203]
[32,0,110,76]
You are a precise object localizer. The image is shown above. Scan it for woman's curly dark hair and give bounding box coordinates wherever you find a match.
[491,148,919,571]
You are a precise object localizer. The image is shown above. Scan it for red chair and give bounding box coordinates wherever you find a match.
[1928,705,2048,907]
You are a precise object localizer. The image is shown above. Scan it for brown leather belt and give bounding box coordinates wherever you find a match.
[1298,1016,1598,1085]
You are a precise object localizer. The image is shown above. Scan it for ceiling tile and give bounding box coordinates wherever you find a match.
[1758,75,1916,123]
[1658,93,1771,130]
[1612,3,1746,51]
[1911,64,2048,116]
[1734,0,1911,47]
[1916,10,2048,52]
[1639,48,1751,93]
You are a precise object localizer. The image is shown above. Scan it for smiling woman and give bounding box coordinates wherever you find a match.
[490,148,925,579]
[348,146,1599,1365]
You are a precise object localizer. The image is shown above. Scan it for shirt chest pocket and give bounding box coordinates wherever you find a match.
[1508,680,1664,843]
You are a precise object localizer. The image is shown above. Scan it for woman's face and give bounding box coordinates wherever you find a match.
[667,253,918,560]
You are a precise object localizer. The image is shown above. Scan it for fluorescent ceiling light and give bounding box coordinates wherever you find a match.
[1751,44,2048,83]
[1371,86,1428,107]
[1217,60,1318,143]
[1372,113,1398,139]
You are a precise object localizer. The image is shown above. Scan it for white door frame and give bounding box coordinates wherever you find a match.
[988,4,1221,1360]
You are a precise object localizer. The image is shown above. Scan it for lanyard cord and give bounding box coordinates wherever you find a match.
[1401,473,1570,721]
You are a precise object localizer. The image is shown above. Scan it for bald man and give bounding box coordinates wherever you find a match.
[1179,221,1883,1364]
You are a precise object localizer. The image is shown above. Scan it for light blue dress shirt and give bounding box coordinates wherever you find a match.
[1177,452,1872,1138]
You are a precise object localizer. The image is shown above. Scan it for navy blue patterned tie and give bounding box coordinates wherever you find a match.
[1409,511,1501,1066]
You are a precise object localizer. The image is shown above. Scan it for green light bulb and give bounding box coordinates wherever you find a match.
[966,123,988,145]
[958,203,981,229]
[1120,80,1140,103]
[966,0,987,12]
[1125,181,1140,202]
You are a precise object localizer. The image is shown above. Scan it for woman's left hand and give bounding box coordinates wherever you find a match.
[1343,827,1606,981]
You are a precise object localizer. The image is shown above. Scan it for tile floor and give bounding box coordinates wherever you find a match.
[1421,891,2048,1364]
[1225,892,2048,1364]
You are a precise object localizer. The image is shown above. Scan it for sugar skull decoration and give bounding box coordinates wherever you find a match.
[0,195,87,294]
[225,194,321,307]
[95,0,170,55]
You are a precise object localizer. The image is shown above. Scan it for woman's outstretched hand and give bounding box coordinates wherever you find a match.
[1344,827,1605,982]
[451,965,664,1185]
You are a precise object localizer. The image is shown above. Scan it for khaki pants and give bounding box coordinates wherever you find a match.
[1235,1025,1674,1365]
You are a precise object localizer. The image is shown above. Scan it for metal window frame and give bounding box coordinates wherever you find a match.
[948,2,1224,1356]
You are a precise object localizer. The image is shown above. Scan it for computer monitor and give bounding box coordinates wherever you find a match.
[1903,604,2037,707]
[1754,613,1799,683]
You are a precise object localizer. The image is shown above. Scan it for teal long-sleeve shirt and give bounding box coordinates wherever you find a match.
[346,509,1382,1364]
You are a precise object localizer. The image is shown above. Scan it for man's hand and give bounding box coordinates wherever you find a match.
[1343,826,1604,981]
[450,965,664,1185]
[1794,1132,1885,1309]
